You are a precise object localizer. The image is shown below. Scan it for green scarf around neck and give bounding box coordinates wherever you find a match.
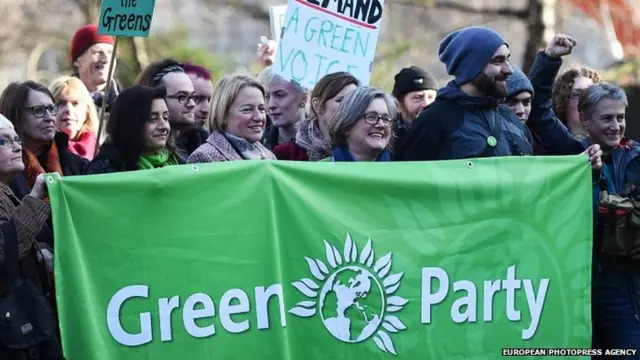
[138,148,179,170]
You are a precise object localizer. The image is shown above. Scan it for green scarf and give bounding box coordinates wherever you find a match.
[138,149,179,170]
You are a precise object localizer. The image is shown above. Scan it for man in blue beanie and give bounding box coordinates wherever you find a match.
[393,27,602,165]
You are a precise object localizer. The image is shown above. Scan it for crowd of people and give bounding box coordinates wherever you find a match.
[0,22,637,359]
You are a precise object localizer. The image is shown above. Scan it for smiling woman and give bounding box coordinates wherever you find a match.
[321,86,396,162]
[86,85,182,174]
[187,74,277,163]
[0,81,88,200]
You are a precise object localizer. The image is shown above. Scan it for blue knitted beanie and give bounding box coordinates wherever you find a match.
[439,26,507,85]
[506,66,534,99]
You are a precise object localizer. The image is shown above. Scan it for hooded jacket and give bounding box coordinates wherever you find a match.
[393,83,534,161]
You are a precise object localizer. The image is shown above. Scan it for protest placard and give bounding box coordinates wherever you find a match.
[273,0,385,89]
[49,157,592,359]
[270,5,288,39]
[98,0,156,37]
[94,0,157,157]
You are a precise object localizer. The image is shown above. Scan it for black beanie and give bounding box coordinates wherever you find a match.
[392,66,438,99]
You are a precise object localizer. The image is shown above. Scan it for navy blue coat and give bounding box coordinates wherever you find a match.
[393,83,535,160]
[393,55,585,161]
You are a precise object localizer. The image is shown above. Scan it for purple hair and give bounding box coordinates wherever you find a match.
[183,62,211,80]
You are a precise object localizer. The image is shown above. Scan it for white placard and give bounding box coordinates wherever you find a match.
[269,5,288,39]
[273,0,385,90]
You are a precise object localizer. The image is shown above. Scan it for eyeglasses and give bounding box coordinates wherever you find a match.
[363,112,393,125]
[0,136,22,148]
[167,93,199,105]
[24,104,59,118]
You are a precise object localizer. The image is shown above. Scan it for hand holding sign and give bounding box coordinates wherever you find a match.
[94,0,157,157]
[257,36,278,68]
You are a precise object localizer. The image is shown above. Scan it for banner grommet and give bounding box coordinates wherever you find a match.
[466,161,474,169]
[191,165,200,172]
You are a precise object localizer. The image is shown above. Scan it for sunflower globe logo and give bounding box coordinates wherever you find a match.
[289,233,408,355]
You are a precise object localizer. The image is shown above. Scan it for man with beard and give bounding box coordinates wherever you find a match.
[175,62,213,157]
[135,59,196,160]
[391,66,438,149]
[393,27,594,162]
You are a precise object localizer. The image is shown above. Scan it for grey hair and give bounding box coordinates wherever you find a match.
[578,82,628,120]
[328,86,397,147]
[256,66,309,94]
[0,114,14,130]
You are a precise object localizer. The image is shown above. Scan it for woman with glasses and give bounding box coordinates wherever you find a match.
[0,114,64,359]
[49,76,99,160]
[319,87,395,162]
[86,85,182,174]
[552,67,601,140]
[0,81,88,200]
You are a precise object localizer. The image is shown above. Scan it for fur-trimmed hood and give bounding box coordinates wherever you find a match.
[295,117,331,161]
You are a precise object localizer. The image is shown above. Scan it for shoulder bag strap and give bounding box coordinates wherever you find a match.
[1,220,21,285]
[480,112,503,157]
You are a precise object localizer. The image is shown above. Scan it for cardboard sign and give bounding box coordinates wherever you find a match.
[270,5,288,39]
[98,0,156,37]
[273,0,385,89]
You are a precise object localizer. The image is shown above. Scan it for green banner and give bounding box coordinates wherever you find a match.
[48,156,592,359]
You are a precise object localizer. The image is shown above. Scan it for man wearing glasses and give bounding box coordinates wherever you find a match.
[135,59,197,160]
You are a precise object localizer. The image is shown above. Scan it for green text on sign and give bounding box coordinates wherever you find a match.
[98,0,156,37]
[48,157,592,359]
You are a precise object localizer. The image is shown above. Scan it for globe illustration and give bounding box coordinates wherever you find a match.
[318,266,385,343]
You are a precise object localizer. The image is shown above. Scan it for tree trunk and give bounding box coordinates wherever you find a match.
[522,0,544,73]
[522,0,558,73]
[126,37,149,74]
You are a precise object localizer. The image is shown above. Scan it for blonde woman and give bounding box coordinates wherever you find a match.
[188,75,276,163]
[49,76,99,159]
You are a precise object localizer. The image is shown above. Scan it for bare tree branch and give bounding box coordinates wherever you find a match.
[394,0,528,19]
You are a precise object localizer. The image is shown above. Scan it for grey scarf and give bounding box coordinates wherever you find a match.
[223,132,273,160]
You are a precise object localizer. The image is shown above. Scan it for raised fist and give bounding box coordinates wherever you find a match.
[545,34,577,58]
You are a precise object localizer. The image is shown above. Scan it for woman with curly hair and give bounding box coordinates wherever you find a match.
[552,67,601,140]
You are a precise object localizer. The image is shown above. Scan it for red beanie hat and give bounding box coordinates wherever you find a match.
[70,24,115,62]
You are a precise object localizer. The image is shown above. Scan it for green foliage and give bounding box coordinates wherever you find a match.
[369,41,412,92]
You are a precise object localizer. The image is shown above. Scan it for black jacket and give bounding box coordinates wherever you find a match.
[175,128,210,162]
[86,142,186,175]
[85,142,127,174]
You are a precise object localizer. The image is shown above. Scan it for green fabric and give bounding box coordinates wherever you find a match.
[137,148,179,170]
[46,156,592,359]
